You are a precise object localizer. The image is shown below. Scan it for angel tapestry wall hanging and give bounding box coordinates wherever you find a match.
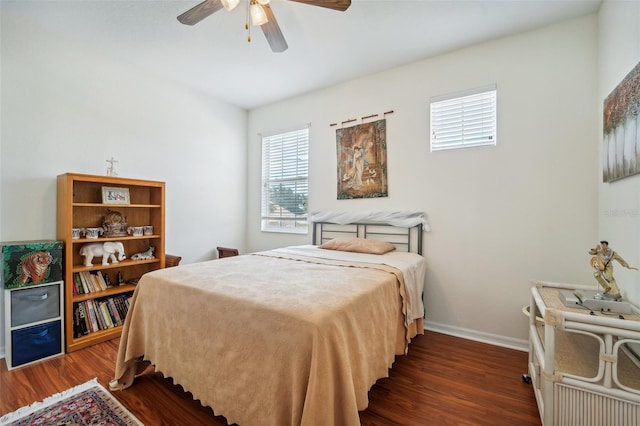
[336,119,388,199]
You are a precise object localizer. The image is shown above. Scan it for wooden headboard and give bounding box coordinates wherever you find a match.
[312,222,423,255]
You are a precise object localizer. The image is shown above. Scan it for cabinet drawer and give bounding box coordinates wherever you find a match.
[11,283,61,327]
[11,320,62,367]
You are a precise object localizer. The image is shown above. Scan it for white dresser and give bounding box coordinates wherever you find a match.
[528,281,640,425]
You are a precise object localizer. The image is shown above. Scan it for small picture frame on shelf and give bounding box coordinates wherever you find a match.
[102,186,130,205]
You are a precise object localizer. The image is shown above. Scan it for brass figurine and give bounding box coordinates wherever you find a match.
[589,240,638,300]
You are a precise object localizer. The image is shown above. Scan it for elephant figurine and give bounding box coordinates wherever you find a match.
[79,242,126,266]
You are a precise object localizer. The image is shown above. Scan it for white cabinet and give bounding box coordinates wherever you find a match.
[528,281,640,425]
[4,281,64,370]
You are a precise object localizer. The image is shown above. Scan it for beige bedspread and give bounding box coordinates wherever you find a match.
[111,250,423,426]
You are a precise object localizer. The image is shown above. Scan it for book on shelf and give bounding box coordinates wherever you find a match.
[83,301,94,332]
[99,301,115,328]
[97,271,109,289]
[107,300,116,327]
[83,303,92,334]
[79,302,88,332]
[72,293,133,338]
[73,305,79,337]
[113,295,128,320]
[85,300,100,332]
[73,304,82,337]
[76,302,90,335]
[113,296,127,324]
[115,297,126,323]
[106,298,123,326]
[80,272,89,293]
[73,272,84,294]
[85,273,95,292]
[90,272,101,291]
[78,271,87,293]
[90,271,107,291]
[74,271,113,294]
[88,273,99,291]
[79,271,93,293]
[95,300,109,330]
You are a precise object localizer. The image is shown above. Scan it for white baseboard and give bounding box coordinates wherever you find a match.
[424,320,529,352]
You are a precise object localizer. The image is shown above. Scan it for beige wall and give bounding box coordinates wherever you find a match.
[0,12,248,356]
[0,6,610,356]
[247,15,599,349]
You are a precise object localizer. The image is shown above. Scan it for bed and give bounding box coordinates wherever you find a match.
[111,215,428,426]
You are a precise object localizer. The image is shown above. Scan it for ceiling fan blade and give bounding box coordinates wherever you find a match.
[261,4,288,53]
[177,0,224,25]
[287,0,351,12]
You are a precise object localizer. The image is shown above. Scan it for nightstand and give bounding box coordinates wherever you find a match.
[528,280,640,425]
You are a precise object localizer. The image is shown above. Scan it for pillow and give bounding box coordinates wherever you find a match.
[319,237,396,255]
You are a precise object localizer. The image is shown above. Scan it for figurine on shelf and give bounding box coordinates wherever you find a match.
[589,240,638,299]
[106,157,118,176]
[131,246,155,261]
[103,209,128,237]
[79,242,126,266]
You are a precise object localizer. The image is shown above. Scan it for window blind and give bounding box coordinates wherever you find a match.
[261,126,309,233]
[430,85,497,152]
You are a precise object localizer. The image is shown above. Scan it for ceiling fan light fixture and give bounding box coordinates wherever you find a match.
[221,0,240,11]
[250,1,268,26]
[178,0,351,52]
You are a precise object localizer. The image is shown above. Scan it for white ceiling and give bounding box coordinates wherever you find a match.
[2,0,602,109]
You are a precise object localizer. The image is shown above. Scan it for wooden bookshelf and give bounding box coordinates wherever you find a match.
[57,173,165,352]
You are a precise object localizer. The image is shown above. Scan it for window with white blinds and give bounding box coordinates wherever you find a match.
[261,126,309,233]
[430,85,497,152]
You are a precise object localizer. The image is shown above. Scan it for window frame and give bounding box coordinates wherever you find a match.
[260,125,310,234]
[430,84,497,152]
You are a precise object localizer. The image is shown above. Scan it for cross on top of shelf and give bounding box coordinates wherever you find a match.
[106,157,118,176]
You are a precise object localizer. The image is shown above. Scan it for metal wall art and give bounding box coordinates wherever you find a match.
[603,60,640,183]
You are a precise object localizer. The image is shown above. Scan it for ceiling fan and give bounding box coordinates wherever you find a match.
[177,0,351,53]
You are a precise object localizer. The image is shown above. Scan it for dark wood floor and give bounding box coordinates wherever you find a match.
[1,331,541,425]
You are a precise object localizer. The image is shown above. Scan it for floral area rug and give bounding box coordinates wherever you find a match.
[0,378,143,425]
